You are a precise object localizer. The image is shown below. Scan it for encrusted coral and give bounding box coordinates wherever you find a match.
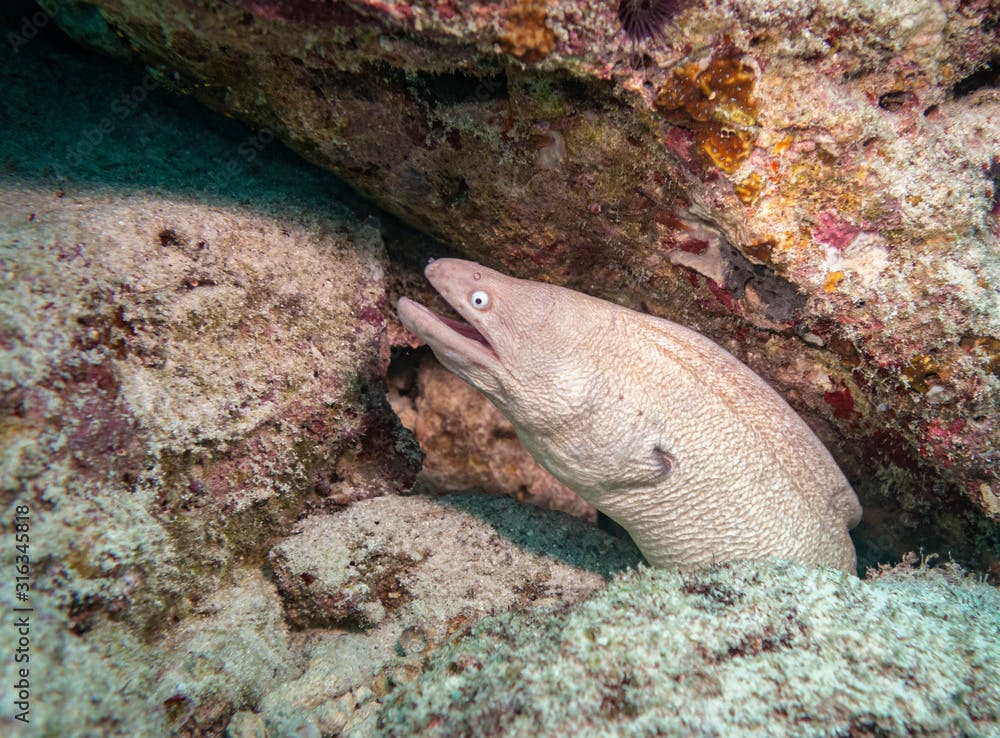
[961,335,1000,377]
[499,0,556,63]
[734,170,763,204]
[655,45,760,174]
[380,561,1000,737]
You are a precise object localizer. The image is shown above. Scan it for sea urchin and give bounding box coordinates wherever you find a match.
[617,0,682,42]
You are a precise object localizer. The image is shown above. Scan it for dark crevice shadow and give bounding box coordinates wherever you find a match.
[0,0,436,248]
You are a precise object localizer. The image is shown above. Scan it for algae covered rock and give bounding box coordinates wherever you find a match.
[0,569,298,737]
[0,17,416,735]
[0,167,414,635]
[256,494,642,737]
[269,494,642,630]
[379,560,1000,737]
[0,4,422,634]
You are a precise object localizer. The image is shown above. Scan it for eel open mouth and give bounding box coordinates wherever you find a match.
[397,296,499,363]
[436,312,493,351]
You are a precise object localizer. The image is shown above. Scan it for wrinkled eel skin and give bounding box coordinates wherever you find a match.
[398,259,862,574]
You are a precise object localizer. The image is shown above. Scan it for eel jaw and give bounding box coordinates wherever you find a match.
[396,296,500,372]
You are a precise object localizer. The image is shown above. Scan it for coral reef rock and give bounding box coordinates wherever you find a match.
[0,20,418,735]
[45,0,1000,567]
[0,155,416,632]
[0,570,298,737]
[379,560,1000,737]
[258,494,641,737]
[269,495,637,632]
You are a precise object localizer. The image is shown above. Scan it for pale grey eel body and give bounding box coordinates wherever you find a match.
[397,259,862,573]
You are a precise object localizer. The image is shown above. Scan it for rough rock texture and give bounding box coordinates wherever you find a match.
[379,559,1000,737]
[0,18,415,734]
[138,572,299,735]
[270,495,634,631]
[388,349,594,519]
[42,0,1000,568]
[0,158,416,631]
[0,568,299,737]
[258,494,641,737]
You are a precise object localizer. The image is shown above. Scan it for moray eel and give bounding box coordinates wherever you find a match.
[397,259,862,573]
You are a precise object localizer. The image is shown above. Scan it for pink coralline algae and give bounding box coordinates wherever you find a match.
[812,210,862,251]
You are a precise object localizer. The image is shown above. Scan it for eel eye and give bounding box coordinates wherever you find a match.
[469,290,490,310]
